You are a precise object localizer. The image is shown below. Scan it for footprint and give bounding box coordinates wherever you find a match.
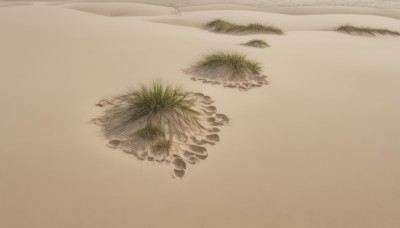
[189,145,207,154]
[172,169,185,179]
[216,114,229,124]
[207,117,216,123]
[201,100,214,105]
[183,150,208,160]
[187,156,200,165]
[206,134,220,142]
[108,140,121,149]
[208,127,220,133]
[211,122,223,126]
[173,158,186,170]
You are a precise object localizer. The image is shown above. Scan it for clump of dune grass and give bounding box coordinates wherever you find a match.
[93,81,230,178]
[336,25,400,36]
[185,51,268,90]
[200,51,261,79]
[126,82,201,128]
[207,19,283,35]
[242,39,269,48]
[100,81,202,140]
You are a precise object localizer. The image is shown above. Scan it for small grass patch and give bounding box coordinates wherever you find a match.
[201,51,261,77]
[242,39,269,48]
[136,124,164,140]
[336,25,400,36]
[207,19,284,35]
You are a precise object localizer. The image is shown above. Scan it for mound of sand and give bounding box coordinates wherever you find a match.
[0,2,32,7]
[92,92,229,179]
[185,52,268,91]
[64,3,179,16]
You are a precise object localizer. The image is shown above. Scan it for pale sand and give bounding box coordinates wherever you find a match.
[1,2,400,228]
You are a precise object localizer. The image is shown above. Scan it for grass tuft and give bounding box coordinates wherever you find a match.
[336,24,400,36]
[243,39,269,48]
[201,51,261,77]
[207,19,283,35]
[126,81,201,125]
[101,81,203,139]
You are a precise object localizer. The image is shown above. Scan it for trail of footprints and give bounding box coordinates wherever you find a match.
[93,93,229,179]
[190,76,268,91]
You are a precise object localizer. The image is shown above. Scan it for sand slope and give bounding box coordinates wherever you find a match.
[0,2,400,228]
[64,2,179,16]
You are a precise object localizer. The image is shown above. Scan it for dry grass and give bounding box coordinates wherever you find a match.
[336,25,400,36]
[242,39,270,48]
[207,19,284,35]
[201,51,262,77]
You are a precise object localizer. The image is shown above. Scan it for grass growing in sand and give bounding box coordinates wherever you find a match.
[94,81,230,178]
[101,81,202,140]
[336,25,400,36]
[207,19,284,35]
[126,81,201,127]
[201,51,262,77]
[243,39,270,48]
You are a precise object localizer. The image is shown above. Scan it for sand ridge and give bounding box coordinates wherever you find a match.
[64,2,180,16]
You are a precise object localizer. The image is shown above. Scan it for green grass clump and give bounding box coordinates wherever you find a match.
[102,81,203,139]
[201,51,261,76]
[336,25,400,36]
[243,39,269,48]
[126,81,201,125]
[136,124,164,140]
[152,139,172,151]
[207,19,283,35]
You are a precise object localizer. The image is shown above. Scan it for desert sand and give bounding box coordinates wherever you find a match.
[1,1,400,228]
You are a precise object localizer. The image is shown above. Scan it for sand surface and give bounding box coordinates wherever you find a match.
[1,2,400,228]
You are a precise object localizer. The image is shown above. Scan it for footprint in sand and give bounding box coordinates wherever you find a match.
[206,134,220,142]
[208,127,220,133]
[108,139,121,149]
[173,169,185,178]
[205,106,217,112]
[216,114,230,124]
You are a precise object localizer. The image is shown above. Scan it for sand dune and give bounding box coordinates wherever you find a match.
[0,2,33,7]
[149,10,400,32]
[64,2,179,16]
[1,2,400,228]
